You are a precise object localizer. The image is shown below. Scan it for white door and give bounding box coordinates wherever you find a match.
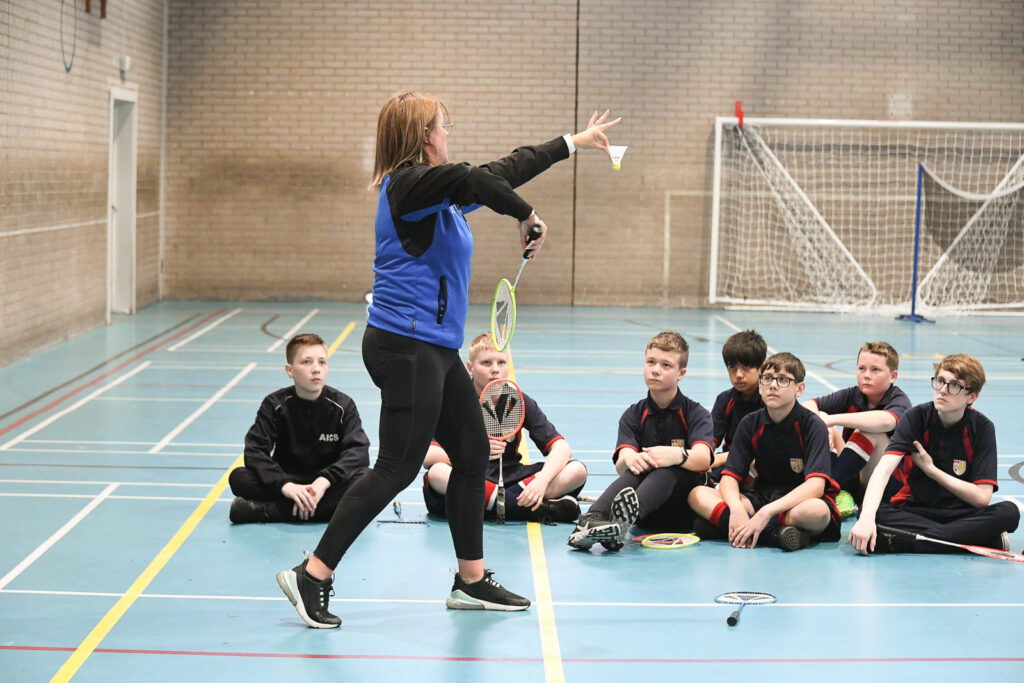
[108,92,137,319]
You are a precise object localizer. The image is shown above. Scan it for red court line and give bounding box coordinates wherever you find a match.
[0,308,227,440]
[1,645,1021,664]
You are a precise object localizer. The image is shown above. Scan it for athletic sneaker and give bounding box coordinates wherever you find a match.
[230,497,289,524]
[517,496,580,524]
[873,524,912,554]
[835,490,857,519]
[605,487,641,551]
[761,525,810,552]
[566,510,619,550]
[446,570,531,611]
[276,557,341,628]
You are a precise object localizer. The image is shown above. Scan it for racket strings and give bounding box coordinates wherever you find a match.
[716,592,776,605]
[480,381,525,440]
[492,280,514,351]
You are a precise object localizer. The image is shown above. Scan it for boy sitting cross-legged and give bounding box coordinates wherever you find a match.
[422,333,587,523]
[849,354,1019,555]
[567,331,714,551]
[802,341,911,511]
[689,352,841,551]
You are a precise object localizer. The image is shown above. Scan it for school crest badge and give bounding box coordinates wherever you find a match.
[790,458,804,473]
[953,459,966,476]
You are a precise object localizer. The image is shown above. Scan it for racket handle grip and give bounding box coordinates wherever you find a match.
[496,487,506,524]
[522,224,543,259]
[727,609,741,627]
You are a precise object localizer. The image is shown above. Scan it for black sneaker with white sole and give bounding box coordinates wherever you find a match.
[276,557,341,628]
[605,487,641,550]
[446,570,531,611]
[567,510,617,549]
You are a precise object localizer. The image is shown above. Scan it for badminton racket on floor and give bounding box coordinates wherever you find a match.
[715,591,776,627]
[876,524,1024,563]
[490,224,543,352]
[479,378,525,524]
[638,532,700,549]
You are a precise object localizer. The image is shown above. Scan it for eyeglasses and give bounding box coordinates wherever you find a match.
[931,376,968,395]
[441,122,455,134]
[759,374,796,388]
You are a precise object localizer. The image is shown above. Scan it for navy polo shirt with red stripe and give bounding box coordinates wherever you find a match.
[885,402,998,509]
[711,387,763,451]
[723,402,838,498]
[614,390,713,462]
[812,384,911,441]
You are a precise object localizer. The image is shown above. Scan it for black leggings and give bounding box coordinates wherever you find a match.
[313,326,489,568]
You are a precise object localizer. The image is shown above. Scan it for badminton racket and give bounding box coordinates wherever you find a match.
[715,591,776,627]
[639,532,700,549]
[479,378,526,524]
[876,524,1024,563]
[490,224,543,352]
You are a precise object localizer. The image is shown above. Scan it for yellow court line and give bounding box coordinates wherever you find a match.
[50,455,241,682]
[327,321,357,357]
[52,321,357,682]
[509,357,566,683]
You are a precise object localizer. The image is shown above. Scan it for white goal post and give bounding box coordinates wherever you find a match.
[709,117,1024,315]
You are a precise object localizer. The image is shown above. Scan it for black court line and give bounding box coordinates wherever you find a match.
[0,315,200,425]
[259,315,287,341]
[1010,461,1024,486]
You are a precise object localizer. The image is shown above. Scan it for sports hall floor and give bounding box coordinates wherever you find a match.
[1,302,1022,682]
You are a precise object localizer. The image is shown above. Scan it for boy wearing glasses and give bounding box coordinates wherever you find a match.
[848,354,1019,554]
[802,341,911,510]
[689,352,840,551]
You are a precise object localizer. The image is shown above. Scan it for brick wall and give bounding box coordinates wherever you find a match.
[0,0,165,366]
[3,1,1023,365]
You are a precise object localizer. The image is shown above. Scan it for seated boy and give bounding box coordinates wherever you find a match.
[689,352,841,551]
[567,331,713,551]
[228,333,370,523]
[422,333,587,524]
[709,329,767,479]
[848,354,1019,555]
[802,341,911,508]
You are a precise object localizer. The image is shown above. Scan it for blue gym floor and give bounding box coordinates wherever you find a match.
[1,302,1022,682]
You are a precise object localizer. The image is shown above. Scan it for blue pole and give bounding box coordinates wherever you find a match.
[898,163,933,322]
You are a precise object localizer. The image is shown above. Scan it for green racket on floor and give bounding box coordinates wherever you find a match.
[490,224,543,351]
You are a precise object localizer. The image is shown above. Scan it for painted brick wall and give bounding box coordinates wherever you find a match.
[0,0,165,366]
[4,1,1023,366]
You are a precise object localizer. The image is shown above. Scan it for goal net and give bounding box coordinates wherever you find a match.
[710,118,1024,314]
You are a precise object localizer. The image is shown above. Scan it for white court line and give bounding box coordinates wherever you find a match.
[0,483,119,590]
[266,308,320,353]
[3,448,240,458]
[714,314,839,392]
[0,363,150,452]
[0,493,227,502]
[149,363,258,454]
[22,439,242,448]
[2,588,1022,609]
[167,307,242,351]
[0,479,217,487]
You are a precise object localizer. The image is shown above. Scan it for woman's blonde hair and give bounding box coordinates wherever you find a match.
[370,91,448,189]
